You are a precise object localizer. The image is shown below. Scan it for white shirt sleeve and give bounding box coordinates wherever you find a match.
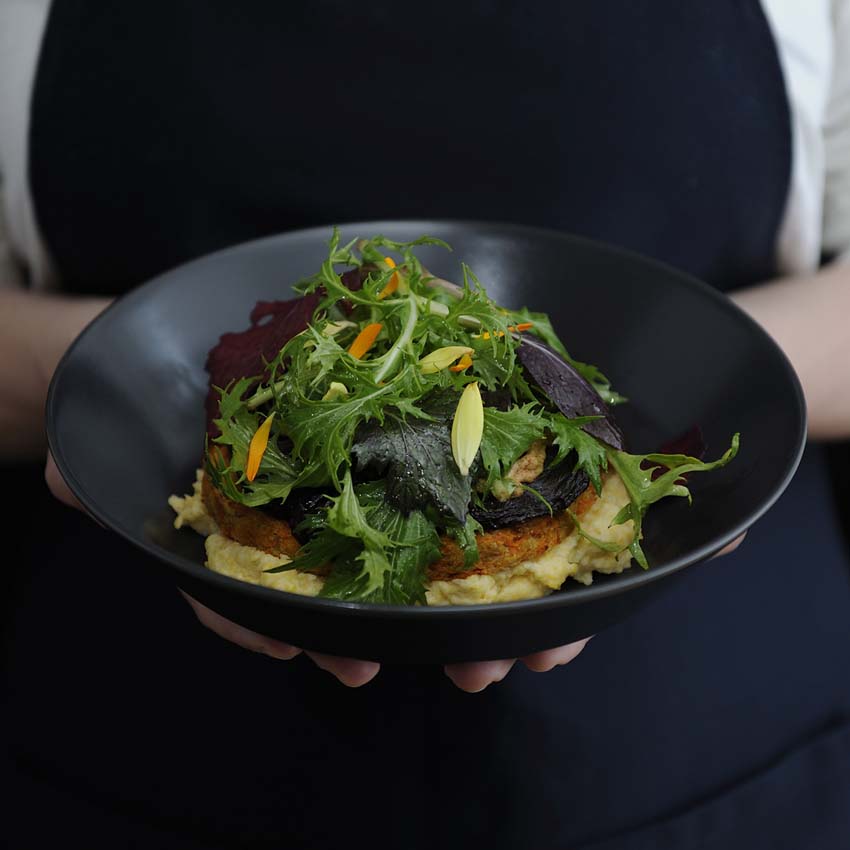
[760,0,833,275]
[822,0,850,262]
[0,0,54,290]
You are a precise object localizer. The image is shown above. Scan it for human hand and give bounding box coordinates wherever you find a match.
[181,590,590,691]
[181,593,589,691]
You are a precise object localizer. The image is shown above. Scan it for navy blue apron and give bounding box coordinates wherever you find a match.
[7,1,850,847]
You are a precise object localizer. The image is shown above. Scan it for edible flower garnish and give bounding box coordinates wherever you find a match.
[419,345,474,374]
[479,322,534,341]
[322,381,349,402]
[449,353,473,373]
[377,256,400,300]
[202,231,739,606]
[348,322,383,359]
[451,382,484,476]
[246,412,275,482]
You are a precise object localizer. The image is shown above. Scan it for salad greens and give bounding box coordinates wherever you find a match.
[206,231,739,604]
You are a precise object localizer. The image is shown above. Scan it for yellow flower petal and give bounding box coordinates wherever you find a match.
[418,345,473,374]
[323,320,357,337]
[246,412,275,482]
[451,382,483,476]
[321,381,349,402]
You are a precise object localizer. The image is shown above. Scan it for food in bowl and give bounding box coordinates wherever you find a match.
[170,232,738,605]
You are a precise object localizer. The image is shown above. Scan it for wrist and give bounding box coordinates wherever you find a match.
[32,295,111,388]
[0,292,111,461]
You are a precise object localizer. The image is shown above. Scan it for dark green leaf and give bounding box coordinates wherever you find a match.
[280,479,440,604]
[351,390,471,522]
[479,403,546,491]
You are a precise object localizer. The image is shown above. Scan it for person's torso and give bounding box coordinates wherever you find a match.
[10,3,850,849]
[31,0,790,295]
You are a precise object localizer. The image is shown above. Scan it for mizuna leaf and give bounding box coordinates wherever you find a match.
[545,412,609,494]
[605,433,741,569]
[479,403,547,491]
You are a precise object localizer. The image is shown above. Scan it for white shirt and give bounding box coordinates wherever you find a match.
[1,0,850,289]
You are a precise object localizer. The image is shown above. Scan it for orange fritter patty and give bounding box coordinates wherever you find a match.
[429,484,599,580]
[202,469,302,559]
[201,470,599,581]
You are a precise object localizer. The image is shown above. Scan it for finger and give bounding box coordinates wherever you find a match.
[521,638,591,672]
[444,659,516,693]
[304,652,381,688]
[44,452,84,511]
[709,532,746,560]
[181,592,302,660]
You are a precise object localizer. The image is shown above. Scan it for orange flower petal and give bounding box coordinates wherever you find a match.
[348,322,383,359]
[479,322,531,340]
[449,353,473,373]
[377,257,399,300]
[246,412,275,482]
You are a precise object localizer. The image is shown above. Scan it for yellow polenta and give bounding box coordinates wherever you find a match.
[169,470,635,605]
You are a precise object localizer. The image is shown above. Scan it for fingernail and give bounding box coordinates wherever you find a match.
[262,643,301,661]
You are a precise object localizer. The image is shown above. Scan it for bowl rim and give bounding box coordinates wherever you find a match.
[45,218,808,620]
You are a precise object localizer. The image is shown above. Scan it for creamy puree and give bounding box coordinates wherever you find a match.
[169,470,635,605]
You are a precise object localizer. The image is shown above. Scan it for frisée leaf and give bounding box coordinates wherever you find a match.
[208,378,300,506]
[272,478,441,604]
[479,403,547,491]
[605,434,741,568]
[544,413,609,495]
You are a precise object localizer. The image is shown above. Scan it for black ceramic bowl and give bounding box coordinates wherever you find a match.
[46,221,805,663]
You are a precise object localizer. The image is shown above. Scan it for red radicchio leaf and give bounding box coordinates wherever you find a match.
[516,335,625,450]
[203,267,367,434]
[204,294,319,435]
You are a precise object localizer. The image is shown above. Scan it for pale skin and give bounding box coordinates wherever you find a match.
[5,257,849,691]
